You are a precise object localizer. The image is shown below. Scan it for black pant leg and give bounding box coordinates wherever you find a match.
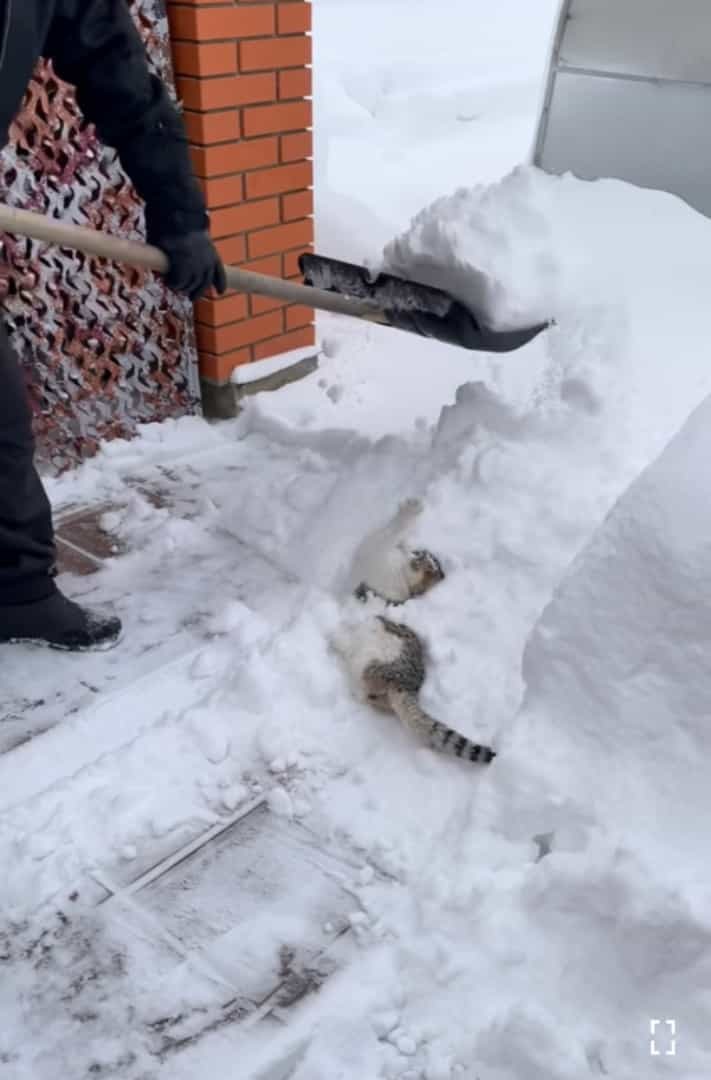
[0,322,56,604]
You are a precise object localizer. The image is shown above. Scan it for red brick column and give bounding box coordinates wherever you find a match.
[166,0,315,388]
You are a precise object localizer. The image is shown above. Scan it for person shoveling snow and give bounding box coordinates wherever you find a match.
[0,1,550,655]
[0,0,226,651]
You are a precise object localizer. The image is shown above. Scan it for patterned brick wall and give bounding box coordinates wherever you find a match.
[166,0,315,384]
[0,0,201,473]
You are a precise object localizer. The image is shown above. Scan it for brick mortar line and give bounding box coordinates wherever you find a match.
[193,166,312,180]
[244,100,311,108]
[171,30,313,36]
[176,68,309,81]
[196,304,314,330]
[171,35,311,47]
[212,220,312,245]
[223,163,311,173]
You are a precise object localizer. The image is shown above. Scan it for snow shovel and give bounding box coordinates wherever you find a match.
[0,204,548,352]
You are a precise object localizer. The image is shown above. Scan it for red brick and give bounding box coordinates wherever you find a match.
[190,137,279,178]
[177,72,275,111]
[172,41,237,77]
[280,130,312,162]
[183,109,239,145]
[169,4,275,41]
[233,72,278,107]
[211,197,280,239]
[215,234,247,265]
[248,219,312,258]
[240,35,311,72]
[197,310,284,353]
[245,161,311,199]
[285,304,313,330]
[282,189,313,221]
[195,292,249,327]
[243,254,286,313]
[278,67,312,100]
[277,3,311,35]
[242,254,282,277]
[231,5,277,38]
[283,244,312,277]
[200,347,252,383]
[243,101,311,138]
[202,173,243,208]
[251,294,287,316]
[253,325,315,361]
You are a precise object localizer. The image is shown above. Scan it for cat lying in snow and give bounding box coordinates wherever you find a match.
[334,498,496,765]
[348,497,445,605]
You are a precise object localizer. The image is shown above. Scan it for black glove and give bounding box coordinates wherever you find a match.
[154,230,227,301]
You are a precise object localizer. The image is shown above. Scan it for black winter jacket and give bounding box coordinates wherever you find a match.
[0,0,207,239]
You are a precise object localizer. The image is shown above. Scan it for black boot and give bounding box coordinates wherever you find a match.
[0,323,120,651]
[0,589,122,651]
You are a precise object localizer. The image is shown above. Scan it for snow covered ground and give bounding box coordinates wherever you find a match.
[4,1,711,1077]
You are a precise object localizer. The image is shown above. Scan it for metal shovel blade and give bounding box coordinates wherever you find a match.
[299,253,550,352]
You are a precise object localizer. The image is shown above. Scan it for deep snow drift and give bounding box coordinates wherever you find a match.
[4,0,711,1072]
[313,0,560,250]
[3,161,711,1077]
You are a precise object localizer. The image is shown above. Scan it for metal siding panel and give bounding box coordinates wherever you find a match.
[538,71,711,219]
[561,0,711,83]
[531,0,573,165]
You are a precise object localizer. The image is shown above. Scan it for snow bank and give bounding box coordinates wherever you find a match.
[286,394,711,1080]
[313,0,560,232]
[472,391,711,1077]
[7,17,711,1069]
[231,165,711,1076]
[383,164,711,340]
[512,391,711,879]
[275,165,711,473]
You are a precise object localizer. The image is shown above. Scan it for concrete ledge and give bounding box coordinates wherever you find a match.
[238,351,319,398]
[200,351,319,420]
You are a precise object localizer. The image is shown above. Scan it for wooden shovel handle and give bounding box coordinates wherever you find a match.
[0,203,387,324]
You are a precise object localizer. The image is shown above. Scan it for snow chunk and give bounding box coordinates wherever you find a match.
[383,167,560,329]
[395,1034,417,1056]
[267,786,294,819]
[373,1010,401,1038]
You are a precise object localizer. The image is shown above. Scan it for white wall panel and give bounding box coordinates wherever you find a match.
[539,73,711,216]
[533,0,711,218]
[560,0,711,83]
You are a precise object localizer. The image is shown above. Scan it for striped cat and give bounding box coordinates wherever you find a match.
[339,615,496,765]
[349,497,445,605]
